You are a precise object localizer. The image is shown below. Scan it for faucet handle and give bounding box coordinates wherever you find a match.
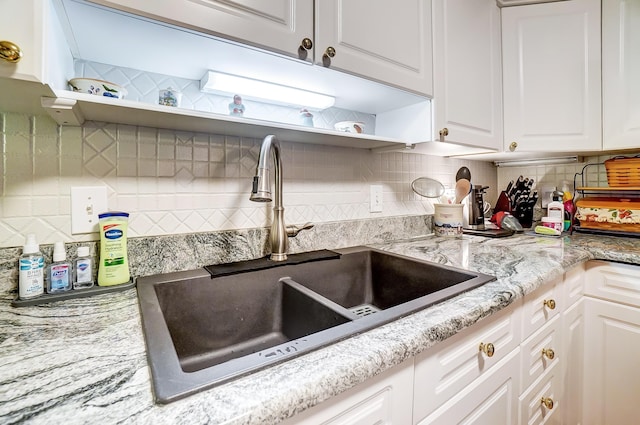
[286,222,314,237]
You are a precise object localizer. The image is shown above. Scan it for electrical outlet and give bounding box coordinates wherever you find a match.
[370,185,383,213]
[71,186,108,234]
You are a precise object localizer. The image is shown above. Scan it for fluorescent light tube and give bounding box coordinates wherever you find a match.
[493,156,581,167]
[200,71,335,110]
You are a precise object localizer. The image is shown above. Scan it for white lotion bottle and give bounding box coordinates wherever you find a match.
[18,234,45,299]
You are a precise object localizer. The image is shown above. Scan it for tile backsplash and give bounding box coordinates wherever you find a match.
[0,112,496,248]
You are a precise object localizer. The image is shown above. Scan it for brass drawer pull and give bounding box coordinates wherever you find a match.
[479,342,495,357]
[542,348,555,360]
[541,397,554,410]
[543,299,556,310]
[0,40,22,63]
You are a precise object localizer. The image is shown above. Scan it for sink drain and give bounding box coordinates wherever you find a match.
[350,304,381,317]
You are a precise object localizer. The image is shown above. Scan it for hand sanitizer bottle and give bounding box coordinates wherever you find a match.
[47,242,72,293]
[18,234,45,299]
[73,246,95,289]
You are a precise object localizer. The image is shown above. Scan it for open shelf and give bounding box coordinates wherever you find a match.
[41,91,415,150]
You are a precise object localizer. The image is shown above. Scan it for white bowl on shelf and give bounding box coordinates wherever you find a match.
[68,78,128,99]
[334,121,365,134]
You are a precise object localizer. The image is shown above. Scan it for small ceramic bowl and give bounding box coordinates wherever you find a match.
[68,78,128,99]
[334,121,365,134]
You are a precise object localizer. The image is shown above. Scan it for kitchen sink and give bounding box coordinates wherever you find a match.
[136,247,495,403]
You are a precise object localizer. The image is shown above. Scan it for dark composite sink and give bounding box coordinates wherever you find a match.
[136,247,495,403]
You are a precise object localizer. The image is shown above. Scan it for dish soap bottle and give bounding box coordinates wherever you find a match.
[73,246,95,289]
[47,242,72,293]
[547,191,564,222]
[18,233,45,299]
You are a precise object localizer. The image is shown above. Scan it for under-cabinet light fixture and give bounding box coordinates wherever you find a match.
[493,156,582,167]
[199,71,335,110]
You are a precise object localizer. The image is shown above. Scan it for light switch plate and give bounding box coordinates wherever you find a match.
[71,186,108,234]
[370,185,383,213]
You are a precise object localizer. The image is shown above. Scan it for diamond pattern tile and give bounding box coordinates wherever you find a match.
[6,62,623,248]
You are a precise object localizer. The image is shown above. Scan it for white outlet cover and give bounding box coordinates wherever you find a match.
[370,185,383,213]
[71,186,108,234]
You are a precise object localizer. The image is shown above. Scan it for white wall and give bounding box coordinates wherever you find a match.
[0,112,497,248]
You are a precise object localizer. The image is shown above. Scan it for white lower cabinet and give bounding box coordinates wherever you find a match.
[282,261,631,425]
[283,358,414,425]
[583,261,640,425]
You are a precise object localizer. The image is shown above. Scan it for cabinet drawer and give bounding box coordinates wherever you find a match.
[417,348,520,425]
[519,361,561,425]
[413,301,521,421]
[520,315,561,393]
[585,260,640,307]
[562,263,585,308]
[522,277,562,340]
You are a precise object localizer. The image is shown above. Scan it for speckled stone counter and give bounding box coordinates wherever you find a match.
[1,229,638,424]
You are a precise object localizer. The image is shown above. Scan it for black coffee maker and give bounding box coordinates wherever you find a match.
[468,185,489,230]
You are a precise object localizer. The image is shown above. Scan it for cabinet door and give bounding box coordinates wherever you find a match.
[282,358,414,425]
[583,297,640,425]
[502,0,601,153]
[0,0,70,114]
[88,0,314,61]
[0,0,45,82]
[602,0,640,150]
[417,348,520,425]
[432,0,502,150]
[315,0,433,96]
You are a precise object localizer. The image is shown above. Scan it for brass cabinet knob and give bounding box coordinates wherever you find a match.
[541,397,554,410]
[0,40,22,63]
[543,299,556,310]
[439,128,449,137]
[300,37,313,51]
[479,342,495,357]
[542,348,555,360]
[509,141,518,151]
[324,46,336,58]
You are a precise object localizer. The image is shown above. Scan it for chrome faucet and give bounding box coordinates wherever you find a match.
[250,135,313,261]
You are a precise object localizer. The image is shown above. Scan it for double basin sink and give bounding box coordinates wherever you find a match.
[136,246,495,403]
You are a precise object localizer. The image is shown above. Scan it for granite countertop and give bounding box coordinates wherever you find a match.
[1,233,639,424]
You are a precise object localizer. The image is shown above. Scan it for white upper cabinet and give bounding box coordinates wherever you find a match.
[0,0,72,113]
[431,0,502,150]
[88,0,433,96]
[501,0,602,153]
[315,0,432,96]
[602,0,640,150]
[86,0,315,62]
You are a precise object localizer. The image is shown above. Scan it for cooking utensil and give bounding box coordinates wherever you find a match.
[455,167,471,182]
[455,178,471,203]
[411,177,445,198]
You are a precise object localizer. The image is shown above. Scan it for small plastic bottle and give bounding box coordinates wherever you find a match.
[18,234,45,299]
[547,191,564,222]
[47,242,72,293]
[74,246,95,290]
